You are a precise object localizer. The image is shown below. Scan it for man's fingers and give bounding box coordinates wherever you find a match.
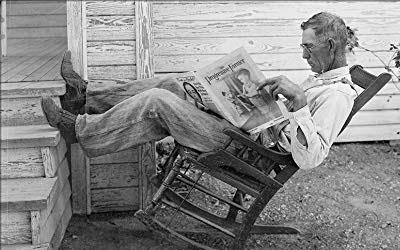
[257,76,281,90]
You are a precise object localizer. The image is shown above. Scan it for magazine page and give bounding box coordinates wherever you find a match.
[173,71,221,115]
[195,47,288,134]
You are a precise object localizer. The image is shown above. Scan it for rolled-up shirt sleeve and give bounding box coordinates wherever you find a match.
[288,91,354,169]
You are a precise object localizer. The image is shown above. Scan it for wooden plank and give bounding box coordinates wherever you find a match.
[153,51,396,72]
[154,17,400,38]
[87,40,136,66]
[1,147,44,179]
[90,187,139,213]
[71,143,89,215]
[24,53,65,82]
[1,80,65,98]
[41,138,67,178]
[1,125,60,149]
[36,181,71,244]
[6,38,66,57]
[1,177,58,211]
[9,44,67,82]
[1,243,49,250]
[153,2,400,20]
[136,1,156,210]
[8,27,67,39]
[31,156,70,244]
[67,0,88,79]
[1,56,48,82]
[6,39,51,56]
[1,96,61,127]
[1,0,6,57]
[363,95,400,110]
[135,1,154,79]
[8,14,66,28]
[349,110,400,126]
[30,211,41,245]
[86,1,135,16]
[90,162,139,189]
[337,124,400,142]
[138,142,156,210]
[0,211,31,244]
[40,59,62,81]
[1,56,34,74]
[90,148,139,164]
[7,2,66,16]
[87,65,137,80]
[48,199,72,250]
[153,35,400,55]
[87,15,135,41]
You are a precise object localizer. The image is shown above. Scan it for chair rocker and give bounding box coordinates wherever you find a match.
[134,65,392,249]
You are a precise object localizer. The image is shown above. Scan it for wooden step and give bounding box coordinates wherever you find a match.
[1,155,71,247]
[1,125,60,149]
[1,177,58,212]
[1,81,65,99]
[1,137,67,179]
[1,81,65,126]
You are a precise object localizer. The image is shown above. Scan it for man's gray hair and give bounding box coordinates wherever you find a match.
[301,12,348,52]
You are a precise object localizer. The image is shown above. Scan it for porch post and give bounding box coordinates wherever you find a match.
[66,0,90,215]
[135,1,156,210]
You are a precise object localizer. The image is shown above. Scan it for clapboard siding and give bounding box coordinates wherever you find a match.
[154,18,400,38]
[86,1,136,81]
[152,2,400,20]
[6,2,66,16]
[7,1,67,39]
[152,1,400,141]
[153,52,395,72]
[86,1,135,16]
[154,35,399,55]
[90,187,139,213]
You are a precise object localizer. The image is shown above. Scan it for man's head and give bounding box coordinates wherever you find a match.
[301,12,348,73]
[236,68,251,84]
[183,82,202,103]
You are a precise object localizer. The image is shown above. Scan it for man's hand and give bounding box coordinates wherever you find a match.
[257,75,307,112]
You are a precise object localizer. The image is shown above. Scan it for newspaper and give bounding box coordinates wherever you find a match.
[175,47,288,134]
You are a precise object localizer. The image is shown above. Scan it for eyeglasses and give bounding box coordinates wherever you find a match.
[300,41,326,54]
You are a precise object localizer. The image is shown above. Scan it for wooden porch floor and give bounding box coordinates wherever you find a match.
[1,38,67,83]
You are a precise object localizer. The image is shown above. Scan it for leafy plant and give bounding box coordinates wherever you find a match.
[346,26,400,84]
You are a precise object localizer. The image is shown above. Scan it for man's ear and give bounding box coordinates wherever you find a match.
[328,38,337,52]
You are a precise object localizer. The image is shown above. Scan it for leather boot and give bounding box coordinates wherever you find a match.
[41,96,78,144]
[60,50,88,115]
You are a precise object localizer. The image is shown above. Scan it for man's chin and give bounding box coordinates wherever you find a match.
[309,65,321,74]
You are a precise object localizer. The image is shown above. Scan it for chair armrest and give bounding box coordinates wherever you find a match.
[223,128,296,166]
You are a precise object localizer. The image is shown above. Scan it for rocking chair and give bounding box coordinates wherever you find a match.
[134,65,392,249]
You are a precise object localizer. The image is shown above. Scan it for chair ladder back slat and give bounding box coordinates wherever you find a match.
[350,65,377,89]
[340,66,392,134]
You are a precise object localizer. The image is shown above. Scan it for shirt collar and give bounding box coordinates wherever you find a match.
[301,66,351,91]
[315,66,350,80]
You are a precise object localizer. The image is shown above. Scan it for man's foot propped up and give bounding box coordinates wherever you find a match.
[41,96,78,144]
[60,50,88,115]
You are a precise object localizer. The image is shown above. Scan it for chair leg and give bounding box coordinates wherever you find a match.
[225,190,244,223]
[231,181,282,250]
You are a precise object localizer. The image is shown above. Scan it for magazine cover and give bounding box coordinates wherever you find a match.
[173,71,220,114]
[195,47,288,134]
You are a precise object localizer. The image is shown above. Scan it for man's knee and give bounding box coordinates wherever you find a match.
[141,88,178,104]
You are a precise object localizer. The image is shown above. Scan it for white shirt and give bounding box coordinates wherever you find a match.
[277,66,358,170]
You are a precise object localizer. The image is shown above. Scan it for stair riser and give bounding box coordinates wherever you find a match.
[1,138,67,179]
[1,97,60,126]
[1,158,71,247]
